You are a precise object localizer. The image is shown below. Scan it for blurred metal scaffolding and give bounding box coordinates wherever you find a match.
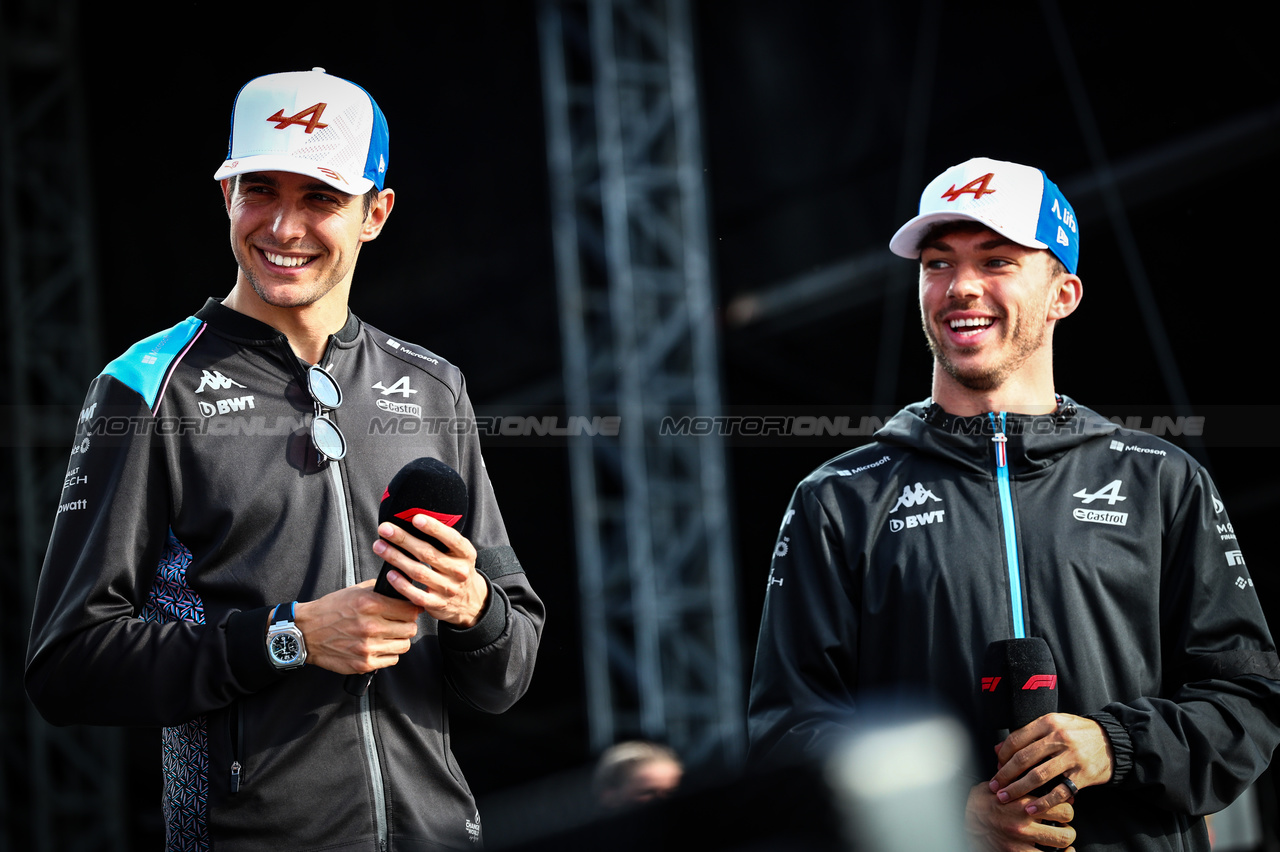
[0,1,122,849]
[538,0,744,768]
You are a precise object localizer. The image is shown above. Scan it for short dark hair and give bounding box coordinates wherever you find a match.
[916,220,1067,277]
[360,186,380,219]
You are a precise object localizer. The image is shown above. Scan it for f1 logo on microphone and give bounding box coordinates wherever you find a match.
[1021,675,1058,690]
[981,677,1001,692]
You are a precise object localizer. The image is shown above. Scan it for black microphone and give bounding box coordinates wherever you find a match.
[981,637,1058,741]
[344,457,468,696]
[981,635,1066,837]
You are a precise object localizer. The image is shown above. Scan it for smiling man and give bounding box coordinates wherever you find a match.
[223,169,390,319]
[747,158,1280,852]
[917,225,1078,408]
[27,69,544,850]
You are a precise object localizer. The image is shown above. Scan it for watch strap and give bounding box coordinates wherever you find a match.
[270,601,296,625]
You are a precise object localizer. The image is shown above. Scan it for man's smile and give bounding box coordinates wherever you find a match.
[260,249,317,269]
[939,311,1000,344]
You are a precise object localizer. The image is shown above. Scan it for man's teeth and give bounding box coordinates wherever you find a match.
[264,251,312,268]
[950,317,993,329]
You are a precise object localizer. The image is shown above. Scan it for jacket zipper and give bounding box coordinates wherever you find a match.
[989,412,1026,639]
[230,700,243,793]
[318,357,391,850]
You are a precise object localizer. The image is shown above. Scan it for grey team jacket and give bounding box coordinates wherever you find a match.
[26,298,545,852]
[748,399,1280,852]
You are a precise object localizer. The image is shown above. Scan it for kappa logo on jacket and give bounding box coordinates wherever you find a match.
[890,482,940,513]
[888,482,945,532]
[194,370,246,393]
[193,370,256,417]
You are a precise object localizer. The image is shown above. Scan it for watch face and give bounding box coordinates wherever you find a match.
[270,633,302,664]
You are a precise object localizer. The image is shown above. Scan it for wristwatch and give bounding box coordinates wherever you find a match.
[266,602,307,670]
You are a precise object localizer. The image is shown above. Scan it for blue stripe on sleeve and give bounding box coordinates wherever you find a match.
[101,317,204,410]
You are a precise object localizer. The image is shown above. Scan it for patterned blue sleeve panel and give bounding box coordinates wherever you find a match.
[142,534,210,848]
[101,316,206,412]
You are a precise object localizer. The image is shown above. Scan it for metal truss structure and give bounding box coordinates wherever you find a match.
[537,0,744,769]
[0,2,124,849]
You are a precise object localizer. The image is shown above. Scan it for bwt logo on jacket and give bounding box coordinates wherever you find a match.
[199,396,257,417]
[888,482,946,532]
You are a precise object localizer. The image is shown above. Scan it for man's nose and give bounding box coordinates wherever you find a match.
[947,264,984,299]
[269,203,308,242]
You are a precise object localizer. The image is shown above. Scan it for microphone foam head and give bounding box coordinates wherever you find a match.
[379,457,468,550]
[980,637,1058,736]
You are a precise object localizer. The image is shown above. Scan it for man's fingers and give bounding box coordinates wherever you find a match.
[993,760,1064,804]
[379,513,474,562]
[990,733,1057,795]
[1024,775,1079,815]
[410,513,472,555]
[294,585,421,674]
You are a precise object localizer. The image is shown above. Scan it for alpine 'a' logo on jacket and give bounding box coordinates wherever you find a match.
[888,482,946,532]
[1072,479,1129,527]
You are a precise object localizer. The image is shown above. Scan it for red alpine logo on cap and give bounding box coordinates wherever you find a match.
[941,173,997,202]
[267,102,329,133]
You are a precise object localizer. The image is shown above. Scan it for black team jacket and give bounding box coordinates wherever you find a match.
[27,298,545,851]
[748,399,1280,852]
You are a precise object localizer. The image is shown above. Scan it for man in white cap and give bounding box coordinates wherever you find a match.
[747,157,1280,851]
[27,69,544,850]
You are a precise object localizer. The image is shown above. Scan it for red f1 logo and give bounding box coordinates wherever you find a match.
[980,677,1001,692]
[394,508,463,528]
[1021,675,1058,690]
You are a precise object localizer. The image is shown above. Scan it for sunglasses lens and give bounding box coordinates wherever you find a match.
[312,416,347,461]
[308,366,343,409]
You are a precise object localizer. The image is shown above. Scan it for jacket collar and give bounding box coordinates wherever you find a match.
[195,297,362,346]
[876,396,1119,476]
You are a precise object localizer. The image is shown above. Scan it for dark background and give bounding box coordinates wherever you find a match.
[24,0,1280,844]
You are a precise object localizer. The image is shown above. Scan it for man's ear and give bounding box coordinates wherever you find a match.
[220,178,233,215]
[1048,273,1083,322]
[361,188,395,243]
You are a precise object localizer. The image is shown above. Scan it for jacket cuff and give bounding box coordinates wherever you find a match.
[226,605,281,691]
[438,576,508,652]
[1085,710,1133,785]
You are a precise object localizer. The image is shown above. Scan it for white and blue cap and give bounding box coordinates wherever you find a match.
[889,157,1080,274]
[213,68,389,194]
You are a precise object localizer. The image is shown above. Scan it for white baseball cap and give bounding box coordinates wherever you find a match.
[213,68,389,194]
[889,157,1079,274]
